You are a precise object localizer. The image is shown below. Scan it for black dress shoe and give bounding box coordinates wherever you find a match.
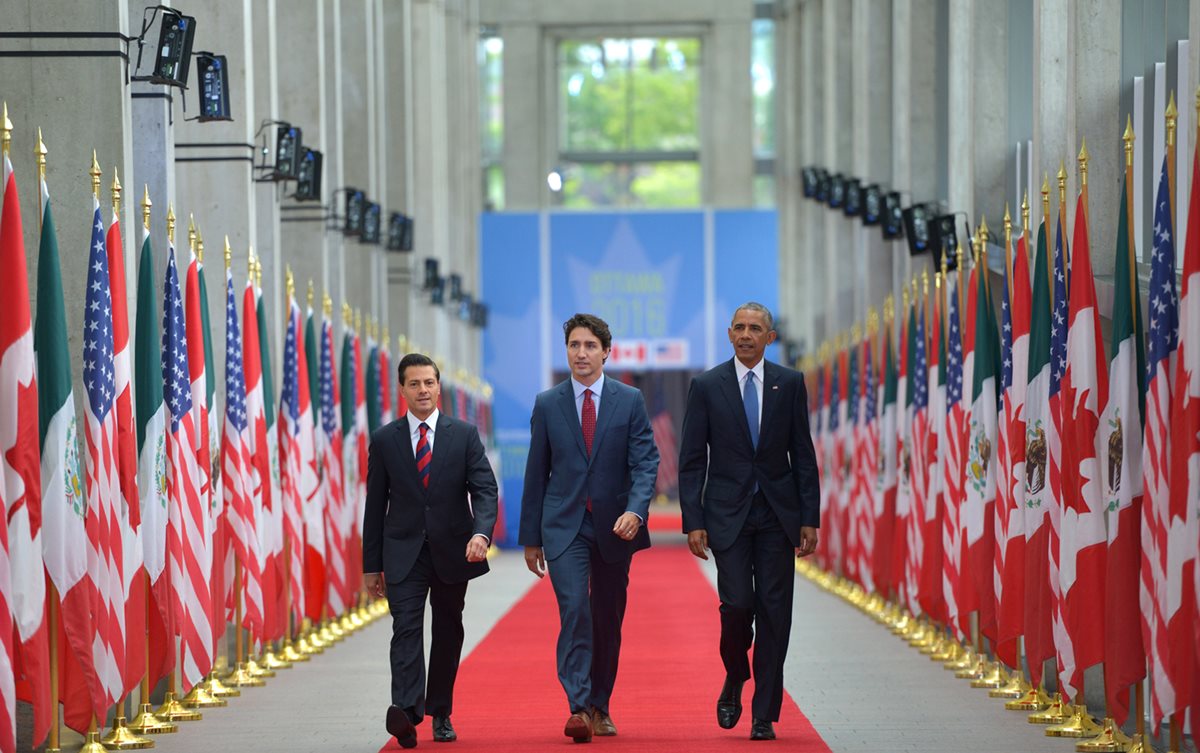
[386,705,418,749]
[716,676,745,729]
[432,716,456,743]
[749,718,776,741]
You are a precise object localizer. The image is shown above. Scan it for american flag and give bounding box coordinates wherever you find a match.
[1142,154,1180,728]
[837,347,854,579]
[222,269,264,639]
[162,237,211,692]
[921,295,945,623]
[1047,214,1071,704]
[81,199,125,713]
[905,304,927,616]
[855,338,878,595]
[844,343,861,584]
[942,270,966,639]
[319,315,349,615]
[279,299,307,624]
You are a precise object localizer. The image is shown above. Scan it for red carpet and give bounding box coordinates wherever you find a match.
[380,546,832,751]
[646,508,682,533]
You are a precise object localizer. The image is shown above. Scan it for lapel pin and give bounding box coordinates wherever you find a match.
[772,385,779,390]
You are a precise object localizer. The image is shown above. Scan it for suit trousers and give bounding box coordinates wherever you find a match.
[711,492,794,722]
[546,511,632,715]
[387,541,468,723]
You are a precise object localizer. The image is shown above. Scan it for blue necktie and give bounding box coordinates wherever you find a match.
[743,372,759,449]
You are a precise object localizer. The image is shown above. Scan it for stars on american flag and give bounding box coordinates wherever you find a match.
[84,203,115,419]
[281,304,301,427]
[1000,282,1014,390]
[913,311,928,410]
[224,274,248,433]
[320,321,339,436]
[947,279,964,406]
[1147,154,1178,379]
[1049,224,1069,391]
[162,241,193,429]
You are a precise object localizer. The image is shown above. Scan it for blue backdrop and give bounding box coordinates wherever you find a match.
[481,209,778,545]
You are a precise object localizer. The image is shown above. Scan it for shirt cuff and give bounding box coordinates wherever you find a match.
[472,533,491,544]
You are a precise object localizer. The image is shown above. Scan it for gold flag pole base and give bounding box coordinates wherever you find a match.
[1075,718,1133,752]
[989,671,1030,698]
[222,662,267,688]
[297,630,323,654]
[154,691,202,722]
[317,619,338,644]
[101,716,154,750]
[931,638,962,663]
[1125,733,1157,753]
[180,681,228,708]
[1045,704,1104,738]
[328,617,347,640]
[244,655,276,678]
[202,669,241,698]
[128,704,178,735]
[945,646,977,672]
[954,653,988,681]
[348,607,367,629]
[1028,693,1070,725]
[80,730,112,753]
[969,661,1008,689]
[1006,684,1053,710]
[259,647,292,670]
[372,598,389,618]
[280,639,309,663]
[888,609,910,635]
[919,630,945,656]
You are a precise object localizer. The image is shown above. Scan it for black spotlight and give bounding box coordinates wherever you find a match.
[295,149,323,201]
[902,204,932,255]
[344,189,365,236]
[151,11,197,86]
[932,214,959,270]
[423,258,440,290]
[196,53,231,121]
[862,184,882,226]
[882,191,904,239]
[360,202,381,244]
[843,178,861,217]
[274,125,302,180]
[827,173,845,209]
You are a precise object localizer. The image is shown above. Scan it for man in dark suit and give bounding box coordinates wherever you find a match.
[363,353,498,748]
[678,302,820,741]
[520,313,660,743]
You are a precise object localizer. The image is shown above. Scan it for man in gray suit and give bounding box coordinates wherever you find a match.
[520,313,660,743]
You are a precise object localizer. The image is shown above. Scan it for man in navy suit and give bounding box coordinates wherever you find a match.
[678,302,820,741]
[363,353,498,748]
[520,313,660,743]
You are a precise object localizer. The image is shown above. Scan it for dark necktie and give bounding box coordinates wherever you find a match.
[582,389,595,511]
[416,422,431,488]
[744,372,759,449]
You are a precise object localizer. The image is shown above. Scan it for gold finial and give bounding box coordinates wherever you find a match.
[355,309,363,336]
[1056,161,1067,206]
[1041,172,1051,223]
[141,184,152,230]
[188,213,197,255]
[89,150,102,198]
[34,128,47,181]
[286,265,295,300]
[1021,191,1030,235]
[1195,85,1200,122]
[223,235,232,270]
[197,229,205,264]
[255,256,262,288]
[323,292,333,318]
[902,282,909,312]
[940,248,948,278]
[1078,138,1090,187]
[922,268,929,297]
[247,247,255,278]
[1166,91,1178,148]
[111,167,121,214]
[398,334,409,353]
[1,102,11,157]
[1003,203,1012,241]
[307,280,314,309]
[1123,115,1135,169]
[884,294,894,322]
[935,270,942,291]
[166,205,176,244]
[979,214,989,246]
[956,228,965,272]
[851,321,862,343]
[342,302,352,327]
[383,326,390,348]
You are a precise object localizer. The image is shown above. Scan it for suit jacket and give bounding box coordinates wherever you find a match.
[519,376,660,563]
[362,413,498,585]
[678,358,820,552]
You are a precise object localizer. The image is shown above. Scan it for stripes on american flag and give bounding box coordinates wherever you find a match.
[942,269,966,639]
[222,269,264,639]
[81,199,125,713]
[164,241,212,692]
[319,315,349,616]
[279,299,307,625]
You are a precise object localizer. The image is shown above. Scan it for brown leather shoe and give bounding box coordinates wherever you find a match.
[589,707,617,736]
[564,711,593,743]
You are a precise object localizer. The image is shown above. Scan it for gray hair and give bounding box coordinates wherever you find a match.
[732,302,774,331]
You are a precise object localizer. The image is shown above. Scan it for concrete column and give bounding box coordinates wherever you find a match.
[1,0,134,417]
[946,0,975,222]
[822,0,853,334]
[251,0,281,339]
[800,0,826,344]
[276,0,326,347]
[972,0,1009,237]
[708,18,755,207]
[500,23,541,210]
[851,0,894,325]
[1075,0,1121,283]
[776,0,803,356]
[383,0,414,352]
[1032,0,1075,224]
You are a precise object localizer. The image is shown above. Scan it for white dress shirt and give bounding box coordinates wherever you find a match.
[406,408,440,455]
[571,372,605,423]
[733,358,764,434]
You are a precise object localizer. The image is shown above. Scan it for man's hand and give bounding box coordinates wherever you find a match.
[524,546,546,578]
[795,526,818,558]
[613,512,642,542]
[687,529,709,560]
[364,572,386,599]
[466,535,489,563]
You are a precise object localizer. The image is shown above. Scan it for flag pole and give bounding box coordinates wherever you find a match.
[153,206,203,725]
[1166,91,1177,232]
[1041,174,1052,306]
[1057,162,1068,265]
[1004,204,1014,307]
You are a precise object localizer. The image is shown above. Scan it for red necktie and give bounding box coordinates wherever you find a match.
[415,422,431,488]
[582,389,595,511]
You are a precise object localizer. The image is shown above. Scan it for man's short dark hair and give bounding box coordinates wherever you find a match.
[397,353,440,384]
[563,313,612,351]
